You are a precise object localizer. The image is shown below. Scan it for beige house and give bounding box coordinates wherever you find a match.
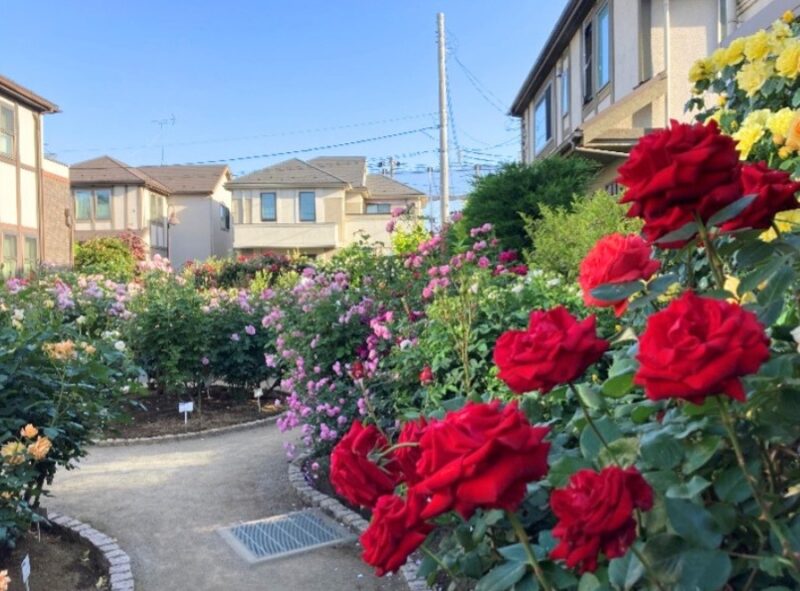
[227,156,427,257]
[137,165,232,268]
[70,158,232,266]
[0,75,72,276]
[511,0,798,190]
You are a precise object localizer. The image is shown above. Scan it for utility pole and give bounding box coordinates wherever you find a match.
[437,12,450,224]
[389,156,395,178]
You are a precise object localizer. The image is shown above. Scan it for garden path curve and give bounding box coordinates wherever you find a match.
[46,422,407,591]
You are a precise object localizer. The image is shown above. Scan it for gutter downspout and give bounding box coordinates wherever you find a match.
[725,0,737,37]
[664,0,671,126]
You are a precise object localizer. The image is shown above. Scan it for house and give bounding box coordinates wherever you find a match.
[510,0,796,190]
[137,165,232,268]
[226,156,427,258]
[0,74,71,276]
[70,157,233,266]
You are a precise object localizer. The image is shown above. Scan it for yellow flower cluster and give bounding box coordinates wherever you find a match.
[1,424,52,465]
[730,107,800,159]
[43,339,76,361]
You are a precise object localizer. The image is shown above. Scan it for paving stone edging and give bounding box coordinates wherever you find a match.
[287,455,430,591]
[45,509,134,590]
[95,413,284,447]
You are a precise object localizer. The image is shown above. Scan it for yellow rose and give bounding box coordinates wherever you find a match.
[712,38,746,70]
[1,441,26,466]
[743,108,772,127]
[732,124,765,159]
[776,41,800,78]
[783,10,795,24]
[27,437,52,461]
[767,107,796,137]
[689,58,711,83]
[761,209,800,241]
[786,113,800,150]
[20,424,38,439]
[773,19,792,39]
[43,340,76,361]
[736,60,773,96]
[745,30,771,62]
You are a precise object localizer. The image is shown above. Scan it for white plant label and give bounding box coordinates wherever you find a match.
[21,553,30,583]
[178,401,194,413]
[253,389,263,399]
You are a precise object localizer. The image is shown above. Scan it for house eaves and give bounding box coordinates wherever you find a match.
[0,74,60,114]
[510,0,594,117]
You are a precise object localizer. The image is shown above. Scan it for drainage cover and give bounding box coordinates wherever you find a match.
[218,509,357,563]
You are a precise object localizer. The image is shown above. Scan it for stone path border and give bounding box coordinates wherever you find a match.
[96,413,283,447]
[287,455,430,591]
[45,510,134,591]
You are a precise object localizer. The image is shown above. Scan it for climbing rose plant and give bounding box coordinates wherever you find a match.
[333,119,800,590]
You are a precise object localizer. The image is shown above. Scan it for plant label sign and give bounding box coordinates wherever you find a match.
[21,553,30,589]
[254,388,263,411]
[178,401,194,425]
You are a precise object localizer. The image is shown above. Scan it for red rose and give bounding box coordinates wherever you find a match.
[509,264,529,276]
[499,250,518,263]
[494,306,608,394]
[635,291,769,404]
[551,466,653,574]
[579,233,661,316]
[360,494,433,576]
[618,120,742,247]
[394,417,429,484]
[415,401,550,520]
[330,421,399,508]
[722,161,800,232]
[419,366,433,385]
[350,361,365,380]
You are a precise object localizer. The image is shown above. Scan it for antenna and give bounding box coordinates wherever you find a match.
[152,114,176,165]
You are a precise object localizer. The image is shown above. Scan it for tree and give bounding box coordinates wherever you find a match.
[460,157,598,252]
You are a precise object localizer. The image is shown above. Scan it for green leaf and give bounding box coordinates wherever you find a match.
[590,281,644,302]
[714,466,753,504]
[577,573,602,591]
[598,437,640,468]
[548,455,594,488]
[642,535,732,590]
[640,433,684,470]
[498,543,528,563]
[476,561,527,591]
[647,273,679,295]
[575,383,605,410]
[707,194,756,227]
[511,574,539,591]
[666,476,711,499]
[631,405,658,424]
[608,548,644,590]
[601,373,634,398]
[683,436,722,474]
[655,221,698,245]
[580,416,623,461]
[665,498,722,549]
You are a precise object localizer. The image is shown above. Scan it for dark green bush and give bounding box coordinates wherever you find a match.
[74,237,136,281]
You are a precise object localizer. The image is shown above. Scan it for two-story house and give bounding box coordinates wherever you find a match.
[227,156,427,258]
[70,157,233,266]
[0,75,72,276]
[511,0,797,189]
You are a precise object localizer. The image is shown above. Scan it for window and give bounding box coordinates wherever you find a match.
[597,4,611,89]
[0,105,13,158]
[220,204,230,230]
[260,192,277,221]
[75,190,92,221]
[2,235,16,278]
[365,203,391,214]
[583,22,593,103]
[534,86,552,154]
[23,237,36,274]
[150,194,165,223]
[95,189,111,220]
[299,192,316,222]
[560,59,570,117]
[639,0,653,82]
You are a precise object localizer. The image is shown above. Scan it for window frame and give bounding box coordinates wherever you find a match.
[583,20,594,104]
[597,3,611,91]
[260,192,277,221]
[94,188,112,220]
[582,2,613,107]
[298,191,316,222]
[75,190,92,221]
[2,233,17,278]
[534,84,553,155]
[365,203,392,215]
[23,236,37,274]
[639,0,653,82]
[560,56,570,119]
[0,103,14,159]
[220,204,231,231]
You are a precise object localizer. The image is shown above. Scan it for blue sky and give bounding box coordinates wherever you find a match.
[2,0,567,199]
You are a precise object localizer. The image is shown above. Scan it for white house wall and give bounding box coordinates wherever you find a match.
[0,161,16,225]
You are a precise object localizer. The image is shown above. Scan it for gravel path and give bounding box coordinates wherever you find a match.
[46,423,407,591]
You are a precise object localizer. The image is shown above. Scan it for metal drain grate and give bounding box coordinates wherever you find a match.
[218,509,357,563]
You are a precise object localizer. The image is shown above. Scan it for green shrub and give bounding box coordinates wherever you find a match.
[525,190,643,280]
[460,157,598,253]
[74,237,136,281]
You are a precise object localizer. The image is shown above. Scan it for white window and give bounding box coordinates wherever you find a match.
[75,190,92,220]
[365,203,392,214]
[560,58,570,117]
[95,189,111,220]
[74,189,111,221]
[299,192,316,222]
[2,234,17,278]
[534,86,552,154]
[0,105,13,158]
[597,4,611,89]
[260,193,277,221]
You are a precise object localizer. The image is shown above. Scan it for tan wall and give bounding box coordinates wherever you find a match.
[209,176,233,259]
[345,215,393,247]
[41,158,72,266]
[0,161,16,225]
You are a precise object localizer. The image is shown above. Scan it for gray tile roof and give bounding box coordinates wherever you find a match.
[227,158,350,187]
[70,156,171,194]
[138,165,229,195]
[306,156,367,188]
[365,174,425,197]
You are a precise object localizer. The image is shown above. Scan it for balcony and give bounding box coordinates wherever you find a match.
[345,215,392,246]
[233,222,338,250]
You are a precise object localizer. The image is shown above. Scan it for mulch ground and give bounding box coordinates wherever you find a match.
[103,386,282,439]
[0,527,109,591]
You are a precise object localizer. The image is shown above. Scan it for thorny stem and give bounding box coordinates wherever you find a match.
[694,214,726,290]
[420,544,456,581]
[629,545,668,591]
[568,383,620,466]
[507,512,553,591]
[717,397,800,574]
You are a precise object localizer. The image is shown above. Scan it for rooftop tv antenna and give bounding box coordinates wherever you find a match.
[152,114,176,165]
